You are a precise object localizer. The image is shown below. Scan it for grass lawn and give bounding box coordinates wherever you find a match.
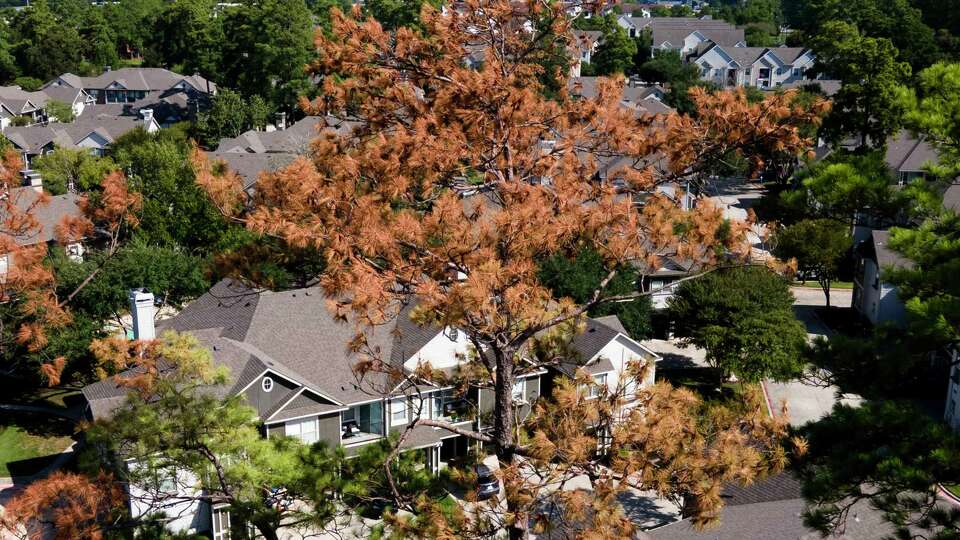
[658,367,763,407]
[0,377,83,409]
[0,412,74,478]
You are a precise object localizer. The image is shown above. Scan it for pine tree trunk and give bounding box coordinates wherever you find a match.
[252,517,280,540]
[491,347,528,540]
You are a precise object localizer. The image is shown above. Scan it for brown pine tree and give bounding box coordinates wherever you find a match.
[0,149,141,383]
[192,1,826,537]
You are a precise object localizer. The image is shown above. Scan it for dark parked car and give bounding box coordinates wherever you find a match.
[476,464,500,501]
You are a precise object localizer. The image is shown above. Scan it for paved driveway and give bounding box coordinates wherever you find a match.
[764,287,862,427]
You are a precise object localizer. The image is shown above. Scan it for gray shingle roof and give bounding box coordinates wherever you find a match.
[47,68,216,94]
[215,116,347,154]
[5,188,82,246]
[871,230,914,277]
[206,151,298,190]
[651,472,897,539]
[884,130,936,173]
[0,86,48,112]
[40,86,90,105]
[5,115,148,153]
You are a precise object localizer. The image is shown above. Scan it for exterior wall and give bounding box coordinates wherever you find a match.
[242,373,298,417]
[403,327,472,371]
[267,411,342,447]
[317,412,342,444]
[128,463,211,535]
[945,349,960,431]
[853,258,907,327]
[592,335,657,392]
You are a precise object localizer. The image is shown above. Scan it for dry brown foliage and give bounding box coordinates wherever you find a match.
[194,0,826,537]
[0,150,141,383]
[1,471,125,540]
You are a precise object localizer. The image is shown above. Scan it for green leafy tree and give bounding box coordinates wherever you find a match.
[591,15,637,76]
[54,239,209,324]
[809,21,911,148]
[148,0,224,80]
[78,7,119,71]
[247,95,272,131]
[365,0,439,30]
[797,60,960,540]
[31,148,115,194]
[110,126,232,252]
[13,76,42,91]
[539,247,654,340]
[779,152,906,226]
[898,62,960,177]
[773,219,851,307]
[785,0,939,71]
[44,99,75,123]
[668,266,807,382]
[796,401,960,538]
[811,22,910,148]
[637,49,714,114]
[0,20,19,84]
[103,0,164,59]
[221,0,314,111]
[10,0,83,80]
[195,88,255,147]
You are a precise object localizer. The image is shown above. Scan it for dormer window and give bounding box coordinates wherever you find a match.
[261,377,274,392]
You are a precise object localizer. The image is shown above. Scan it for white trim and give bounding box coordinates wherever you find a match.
[585,332,661,366]
[263,407,348,426]
[264,387,305,420]
[234,367,344,406]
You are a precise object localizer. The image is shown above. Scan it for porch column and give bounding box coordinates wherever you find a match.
[427,445,441,475]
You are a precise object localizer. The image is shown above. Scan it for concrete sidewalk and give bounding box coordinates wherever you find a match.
[765,287,861,427]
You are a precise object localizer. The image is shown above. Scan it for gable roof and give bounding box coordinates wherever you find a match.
[214,116,330,154]
[5,115,150,153]
[206,151,298,191]
[40,85,92,106]
[45,68,216,94]
[556,315,660,377]
[870,230,914,277]
[2,188,82,246]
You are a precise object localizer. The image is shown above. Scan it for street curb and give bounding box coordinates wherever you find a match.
[938,484,960,507]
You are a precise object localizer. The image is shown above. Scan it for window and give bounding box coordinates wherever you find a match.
[261,376,274,392]
[444,327,459,341]
[792,67,803,77]
[286,417,319,444]
[390,397,408,426]
[587,373,608,398]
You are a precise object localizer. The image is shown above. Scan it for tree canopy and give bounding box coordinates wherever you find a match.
[668,266,808,382]
[773,219,851,307]
[192,1,825,537]
[809,21,911,148]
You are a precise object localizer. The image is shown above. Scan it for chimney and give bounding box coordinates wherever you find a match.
[276,111,286,131]
[129,289,156,340]
[21,169,42,192]
[140,108,154,123]
[105,65,111,72]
